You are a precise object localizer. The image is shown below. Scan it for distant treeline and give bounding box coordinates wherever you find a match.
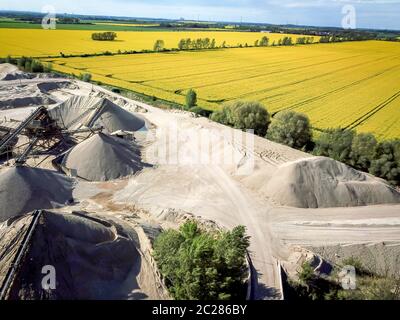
[91,32,117,41]
[177,38,217,50]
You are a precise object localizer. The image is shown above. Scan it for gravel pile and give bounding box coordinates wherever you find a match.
[62,133,146,181]
[0,166,74,222]
[49,96,145,133]
[263,157,400,208]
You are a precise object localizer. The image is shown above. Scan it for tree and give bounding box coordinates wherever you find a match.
[153,39,165,52]
[210,108,230,125]
[350,133,377,172]
[254,40,259,47]
[369,139,400,186]
[153,221,250,300]
[320,36,331,43]
[185,89,197,109]
[79,73,92,82]
[210,39,216,49]
[267,111,312,150]
[313,128,355,163]
[217,100,270,136]
[91,32,117,41]
[260,36,269,46]
[296,37,306,45]
[31,60,44,73]
[282,36,293,46]
[178,39,185,50]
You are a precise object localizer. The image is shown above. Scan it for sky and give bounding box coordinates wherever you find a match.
[1,0,400,30]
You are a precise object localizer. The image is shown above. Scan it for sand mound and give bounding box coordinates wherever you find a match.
[37,81,78,93]
[263,157,400,208]
[0,63,23,80]
[0,166,74,222]
[1,73,36,81]
[49,96,145,133]
[0,63,36,81]
[1,210,164,300]
[62,133,146,181]
[0,96,56,109]
[0,63,19,74]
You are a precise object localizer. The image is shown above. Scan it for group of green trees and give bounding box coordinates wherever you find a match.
[254,36,270,47]
[314,129,400,186]
[319,34,368,43]
[209,100,400,186]
[296,36,315,45]
[91,32,117,41]
[153,221,250,300]
[2,55,51,73]
[178,38,217,50]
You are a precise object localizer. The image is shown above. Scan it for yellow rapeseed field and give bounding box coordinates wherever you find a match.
[44,41,400,139]
[93,22,160,27]
[0,28,315,57]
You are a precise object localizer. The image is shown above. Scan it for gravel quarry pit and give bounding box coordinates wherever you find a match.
[0,65,400,300]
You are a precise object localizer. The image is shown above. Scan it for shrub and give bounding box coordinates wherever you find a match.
[79,73,92,82]
[209,108,230,125]
[350,133,377,171]
[185,89,197,109]
[153,39,165,52]
[299,261,315,283]
[267,111,312,150]
[24,60,31,72]
[313,128,355,163]
[189,106,212,117]
[341,256,370,276]
[91,32,117,41]
[30,60,44,73]
[227,100,270,136]
[210,101,270,136]
[43,62,53,73]
[369,139,400,186]
[153,221,250,300]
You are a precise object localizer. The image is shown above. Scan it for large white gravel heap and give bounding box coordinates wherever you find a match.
[62,132,146,181]
[263,156,400,208]
[49,95,145,133]
[0,211,156,299]
[0,166,74,222]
